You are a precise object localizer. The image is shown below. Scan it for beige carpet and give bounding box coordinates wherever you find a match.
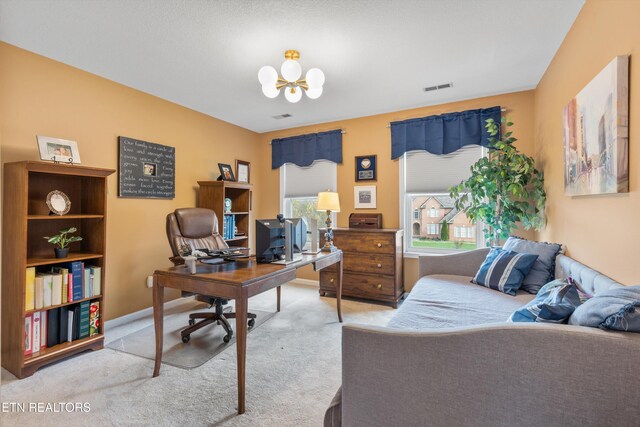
[1,282,395,426]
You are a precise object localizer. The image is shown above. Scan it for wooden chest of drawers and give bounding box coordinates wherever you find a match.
[319,228,404,307]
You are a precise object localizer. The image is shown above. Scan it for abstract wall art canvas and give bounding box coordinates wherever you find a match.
[563,55,629,196]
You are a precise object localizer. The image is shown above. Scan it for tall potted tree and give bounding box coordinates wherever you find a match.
[449,118,546,246]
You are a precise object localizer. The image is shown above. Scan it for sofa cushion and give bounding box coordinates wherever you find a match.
[508,278,582,323]
[387,274,535,330]
[503,236,563,294]
[472,248,538,296]
[569,286,640,332]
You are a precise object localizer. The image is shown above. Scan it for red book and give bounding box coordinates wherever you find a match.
[68,273,73,302]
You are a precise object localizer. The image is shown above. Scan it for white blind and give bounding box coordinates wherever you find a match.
[283,160,337,198]
[405,146,484,193]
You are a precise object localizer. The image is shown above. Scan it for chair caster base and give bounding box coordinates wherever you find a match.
[182,334,190,343]
[223,333,232,343]
[188,319,195,326]
[248,318,255,329]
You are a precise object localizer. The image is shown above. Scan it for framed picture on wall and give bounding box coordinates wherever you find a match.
[354,185,377,209]
[236,160,250,183]
[218,163,236,181]
[355,155,377,181]
[36,136,82,164]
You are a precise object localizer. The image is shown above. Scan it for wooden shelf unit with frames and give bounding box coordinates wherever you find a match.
[197,181,252,246]
[1,161,114,378]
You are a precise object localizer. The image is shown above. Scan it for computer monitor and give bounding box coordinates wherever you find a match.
[255,219,285,263]
[285,217,308,253]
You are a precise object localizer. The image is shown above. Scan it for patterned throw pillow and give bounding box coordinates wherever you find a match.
[568,285,640,332]
[508,278,582,323]
[502,236,562,294]
[472,248,538,296]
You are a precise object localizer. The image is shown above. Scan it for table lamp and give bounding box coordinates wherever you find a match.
[317,191,340,252]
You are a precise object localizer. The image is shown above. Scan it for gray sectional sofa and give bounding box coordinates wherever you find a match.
[325,248,640,426]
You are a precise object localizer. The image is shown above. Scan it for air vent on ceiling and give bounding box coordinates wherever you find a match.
[423,82,453,92]
[272,113,292,120]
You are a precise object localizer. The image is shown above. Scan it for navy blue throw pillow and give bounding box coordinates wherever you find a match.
[472,248,538,296]
[509,279,582,323]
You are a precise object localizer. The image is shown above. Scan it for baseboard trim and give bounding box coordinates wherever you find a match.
[105,296,194,329]
[289,278,319,288]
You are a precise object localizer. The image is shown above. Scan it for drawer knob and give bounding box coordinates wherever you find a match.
[377,284,382,289]
[330,278,334,283]
[377,263,382,268]
[377,243,382,248]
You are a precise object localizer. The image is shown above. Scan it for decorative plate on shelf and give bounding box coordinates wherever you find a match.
[46,190,71,215]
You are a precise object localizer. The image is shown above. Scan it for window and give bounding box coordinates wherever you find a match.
[280,160,337,249]
[413,209,420,220]
[401,146,484,253]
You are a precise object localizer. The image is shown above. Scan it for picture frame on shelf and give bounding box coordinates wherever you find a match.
[355,154,377,181]
[36,135,82,164]
[236,160,250,183]
[354,185,377,209]
[45,190,71,216]
[218,163,236,181]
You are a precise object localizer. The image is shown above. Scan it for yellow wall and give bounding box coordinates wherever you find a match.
[534,0,640,285]
[256,90,536,286]
[0,42,262,320]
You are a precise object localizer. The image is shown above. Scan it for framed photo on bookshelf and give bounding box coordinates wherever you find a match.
[218,163,236,181]
[236,160,250,183]
[36,136,82,164]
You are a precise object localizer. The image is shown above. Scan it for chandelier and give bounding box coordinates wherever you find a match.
[258,50,325,103]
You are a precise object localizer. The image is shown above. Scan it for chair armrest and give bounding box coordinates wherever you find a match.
[418,248,490,278]
[341,323,640,427]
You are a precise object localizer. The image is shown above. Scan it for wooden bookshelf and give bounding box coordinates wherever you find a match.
[1,161,114,378]
[198,181,252,247]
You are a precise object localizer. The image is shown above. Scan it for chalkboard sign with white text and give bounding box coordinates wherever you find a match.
[118,136,175,199]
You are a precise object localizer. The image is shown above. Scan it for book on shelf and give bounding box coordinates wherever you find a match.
[32,312,41,354]
[41,274,53,307]
[51,273,63,306]
[89,301,100,336]
[47,308,60,348]
[88,265,101,296]
[34,275,44,309]
[25,267,36,311]
[83,268,91,298]
[67,273,73,302]
[59,306,70,343]
[71,304,81,341]
[63,261,84,301]
[24,314,33,356]
[78,300,90,339]
[52,267,69,303]
[41,311,47,350]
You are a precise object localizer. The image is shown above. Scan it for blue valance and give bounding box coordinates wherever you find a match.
[272,129,342,169]
[390,106,501,159]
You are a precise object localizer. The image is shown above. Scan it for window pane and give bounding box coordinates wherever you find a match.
[408,194,477,251]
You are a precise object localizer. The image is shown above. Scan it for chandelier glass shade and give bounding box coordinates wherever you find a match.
[258,50,325,103]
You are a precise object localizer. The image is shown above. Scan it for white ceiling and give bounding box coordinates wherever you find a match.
[0,0,584,133]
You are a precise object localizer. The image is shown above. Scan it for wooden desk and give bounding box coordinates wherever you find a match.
[152,251,343,414]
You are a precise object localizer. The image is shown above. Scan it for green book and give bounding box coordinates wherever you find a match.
[78,300,91,339]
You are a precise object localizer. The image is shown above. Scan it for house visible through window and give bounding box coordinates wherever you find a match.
[401,146,484,253]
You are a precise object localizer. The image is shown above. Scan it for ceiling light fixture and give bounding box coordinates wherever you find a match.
[258,50,325,103]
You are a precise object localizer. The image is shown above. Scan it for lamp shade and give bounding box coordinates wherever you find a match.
[317,191,340,212]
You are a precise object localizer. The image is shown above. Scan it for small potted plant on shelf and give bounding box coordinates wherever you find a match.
[43,227,83,258]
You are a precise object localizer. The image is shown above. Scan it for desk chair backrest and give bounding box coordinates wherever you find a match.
[166,208,228,257]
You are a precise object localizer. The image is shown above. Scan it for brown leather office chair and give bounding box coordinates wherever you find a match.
[166,208,256,343]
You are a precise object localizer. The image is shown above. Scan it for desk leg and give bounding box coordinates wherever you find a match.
[152,275,164,377]
[337,253,343,323]
[277,286,281,312]
[236,292,248,414]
